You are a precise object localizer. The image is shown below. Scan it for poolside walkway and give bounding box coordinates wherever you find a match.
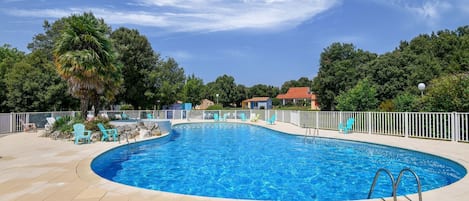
[0,120,468,201]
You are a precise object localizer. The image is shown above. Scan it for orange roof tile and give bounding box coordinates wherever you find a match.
[277,87,316,99]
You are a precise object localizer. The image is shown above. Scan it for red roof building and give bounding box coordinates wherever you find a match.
[276,87,319,110]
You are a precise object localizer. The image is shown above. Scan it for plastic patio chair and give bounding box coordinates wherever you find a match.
[72,123,92,144]
[214,113,220,121]
[339,118,355,134]
[147,113,154,119]
[267,114,277,125]
[121,113,129,120]
[240,113,247,121]
[97,123,118,142]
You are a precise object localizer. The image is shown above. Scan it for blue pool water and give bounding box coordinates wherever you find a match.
[91,123,466,201]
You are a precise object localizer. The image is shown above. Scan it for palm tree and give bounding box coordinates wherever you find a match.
[54,12,121,118]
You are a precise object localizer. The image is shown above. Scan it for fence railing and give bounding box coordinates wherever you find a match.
[1,110,468,143]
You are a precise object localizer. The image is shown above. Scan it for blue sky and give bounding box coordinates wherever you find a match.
[0,0,468,87]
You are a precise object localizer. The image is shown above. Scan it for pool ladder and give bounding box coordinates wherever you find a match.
[367,168,422,201]
[303,124,319,143]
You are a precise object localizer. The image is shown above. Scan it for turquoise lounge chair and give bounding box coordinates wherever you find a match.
[267,114,277,125]
[97,123,118,142]
[214,113,220,121]
[338,118,355,134]
[121,113,129,120]
[73,123,92,144]
[147,113,154,119]
[240,113,247,121]
[221,113,229,121]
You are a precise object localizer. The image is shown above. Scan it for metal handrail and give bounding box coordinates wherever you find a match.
[395,168,423,201]
[367,168,396,201]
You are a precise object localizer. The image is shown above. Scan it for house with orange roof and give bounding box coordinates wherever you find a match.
[276,87,320,110]
[241,97,272,109]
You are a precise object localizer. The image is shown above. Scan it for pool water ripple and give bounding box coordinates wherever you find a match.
[92,123,466,201]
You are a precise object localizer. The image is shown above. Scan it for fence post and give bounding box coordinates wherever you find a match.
[10,112,14,133]
[297,111,301,127]
[339,111,343,126]
[316,111,319,129]
[368,112,372,134]
[404,112,409,138]
[452,112,457,142]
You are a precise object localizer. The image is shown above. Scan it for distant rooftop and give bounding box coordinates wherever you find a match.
[242,97,270,102]
[277,87,315,99]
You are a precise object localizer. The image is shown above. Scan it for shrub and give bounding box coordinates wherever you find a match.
[379,100,395,112]
[207,104,223,110]
[120,104,134,110]
[393,92,419,112]
[52,115,84,134]
[84,116,112,131]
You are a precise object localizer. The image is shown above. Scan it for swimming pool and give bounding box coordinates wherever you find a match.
[91,123,466,201]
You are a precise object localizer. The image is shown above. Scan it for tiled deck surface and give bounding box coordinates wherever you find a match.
[0,120,468,201]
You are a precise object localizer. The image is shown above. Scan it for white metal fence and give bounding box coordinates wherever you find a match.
[1,110,468,143]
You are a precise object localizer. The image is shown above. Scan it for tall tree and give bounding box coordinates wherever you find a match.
[208,75,238,107]
[111,27,159,108]
[313,43,377,110]
[54,12,121,118]
[0,45,25,112]
[249,84,279,98]
[235,84,250,107]
[182,74,205,105]
[28,19,67,60]
[148,57,185,107]
[4,60,51,112]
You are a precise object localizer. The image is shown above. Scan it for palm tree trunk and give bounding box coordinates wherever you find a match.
[93,93,100,117]
[80,98,88,119]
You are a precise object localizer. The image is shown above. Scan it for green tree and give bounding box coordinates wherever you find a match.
[28,19,68,60]
[392,92,419,112]
[0,45,25,112]
[235,84,250,107]
[148,57,185,107]
[111,27,159,108]
[249,84,280,98]
[4,61,50,111]
[336,79,379,111]
[421,73,469,112]
[313,43,377,110]
[364,51,409,102]
[182,74,205,105]
[54,12,121,118]
[208,75,238,107]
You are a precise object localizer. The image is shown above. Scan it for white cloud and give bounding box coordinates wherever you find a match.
[2,0,340,32]
[376,0,453,25]
[406,1,452,21]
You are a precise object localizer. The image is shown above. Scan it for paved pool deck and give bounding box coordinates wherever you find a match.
[0,120,468,201]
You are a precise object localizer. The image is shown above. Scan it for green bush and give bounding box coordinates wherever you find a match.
[393,92,419,112]
[207,104,223,110]
[421,73,469,112]
[379,100,395,112]
[120,104,134,110]
[52,116,84,134]
[84,116,112,131]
